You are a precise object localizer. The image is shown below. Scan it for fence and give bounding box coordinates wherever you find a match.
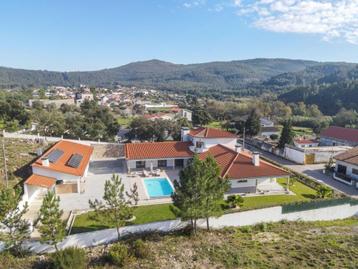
[21,200,358,254]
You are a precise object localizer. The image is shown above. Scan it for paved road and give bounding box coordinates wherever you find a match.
[246,144,358,198]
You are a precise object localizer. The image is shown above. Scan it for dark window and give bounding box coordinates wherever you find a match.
[352,168,358,175]
[136,161,145,169]
[196,141,204,148]
[337,164,347,174]
[237,179,248,183]
[175,159,184,168]
[158,160,167,168]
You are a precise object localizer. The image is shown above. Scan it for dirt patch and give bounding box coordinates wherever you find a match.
[252,232,281,243]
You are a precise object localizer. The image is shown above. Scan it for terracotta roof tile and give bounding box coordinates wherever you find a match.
[321,126,358,143]
[189,127,236,138]
[199,145,289,179]
[25,174,56,188]
[32,140,93,176]
[334,147,358,165]
[125,141,193,160]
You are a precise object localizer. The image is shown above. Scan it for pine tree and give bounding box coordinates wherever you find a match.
[201,156,230,230]
[0,188,30,255]
[89,174,138,240]
[245,109,261,136]
[278,119,294,149]
[171,155,229,234]
[38,191,65,251]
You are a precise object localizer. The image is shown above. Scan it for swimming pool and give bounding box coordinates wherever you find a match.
[143,178,174,198]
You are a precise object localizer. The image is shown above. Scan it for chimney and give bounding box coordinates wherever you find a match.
[181,127,190,142]
[235,144,242,153]
[252,152,260,166]
[41,157,49,167]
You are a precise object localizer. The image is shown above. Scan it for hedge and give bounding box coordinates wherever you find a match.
[282,198,357,214]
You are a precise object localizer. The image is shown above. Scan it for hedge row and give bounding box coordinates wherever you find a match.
[282,197,357,214]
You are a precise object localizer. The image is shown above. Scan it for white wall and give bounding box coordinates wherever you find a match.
[127,158,191,170]
[284,147,305,164]
[191,137,236,151]
[32,167,80,182]
[22,203,358,254]
[230,179,256,188]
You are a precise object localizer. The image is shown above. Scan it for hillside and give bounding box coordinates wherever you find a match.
[0,58,322,90]
[2,218,357,269]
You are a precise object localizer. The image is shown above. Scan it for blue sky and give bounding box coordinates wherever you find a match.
[0,0,357,71]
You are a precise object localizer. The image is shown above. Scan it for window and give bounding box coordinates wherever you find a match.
[352,168,358,175]
[237,179,248,183]
[337,164,347,174]
[158,160,167,168]
[195,141,204,148]
[136,161,145,169]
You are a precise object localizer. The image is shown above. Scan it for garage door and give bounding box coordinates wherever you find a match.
[56,183,77,194]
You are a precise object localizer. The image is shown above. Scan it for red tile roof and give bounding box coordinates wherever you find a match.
[295,139,318,145]
[32,140,93,176]
[321,126,358,143]
[189,127,236,138]
[25,174,56,188]
[125,141,193,160]
[334,147,358,166]
[199,145,289,179]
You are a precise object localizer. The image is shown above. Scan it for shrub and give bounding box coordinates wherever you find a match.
[270,134,279,140]
[107,242,132,267]
[132,239,150,259]
[51,247,86,269]
[226,195,244,209]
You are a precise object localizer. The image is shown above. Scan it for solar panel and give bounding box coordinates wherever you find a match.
[67,154,83,168]
[47,149,64,163]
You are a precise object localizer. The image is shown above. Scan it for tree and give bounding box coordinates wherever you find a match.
[226,195,244,209]
[0,188,30,255]
[316,185,333,199]
[171,155,229,233]
[245,109,261,136]
[278,119,294,149]
[192,107,212,126]
[38,191,65,251]
[201,156,230,230]
[89,174,138,240]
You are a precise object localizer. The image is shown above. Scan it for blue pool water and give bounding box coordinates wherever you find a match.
[144,178,174,198]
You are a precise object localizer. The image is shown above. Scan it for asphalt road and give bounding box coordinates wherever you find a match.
[246,144,358,198]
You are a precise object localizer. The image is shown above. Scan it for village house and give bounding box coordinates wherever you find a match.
[125,127,289,194]
[333,147,358,189]
[320,126,358,147]
[294,138,319,148]
[24,140,93,203]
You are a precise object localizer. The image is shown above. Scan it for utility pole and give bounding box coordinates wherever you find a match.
[242,127,246,151]
[2,137,8,188]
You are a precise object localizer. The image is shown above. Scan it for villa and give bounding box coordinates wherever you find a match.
[125,127,289,194]
[24,140,93,203]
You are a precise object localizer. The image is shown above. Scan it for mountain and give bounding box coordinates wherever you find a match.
[0,59,357,98]
[0,58,319,89]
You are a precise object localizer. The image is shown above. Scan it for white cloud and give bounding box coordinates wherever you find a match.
[183,0,206,8]
[234,0,358,44]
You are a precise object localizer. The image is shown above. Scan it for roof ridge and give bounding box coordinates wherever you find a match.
[222,152,239,178]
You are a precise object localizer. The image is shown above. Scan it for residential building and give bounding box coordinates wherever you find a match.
[24,140,93,203]
[294,139,319,148]
[320,126,358,147]
[259,126,280,138]
[260,118,274,127]
[125,127,289,194]
[333,147,358,188]
[74,92,94,105]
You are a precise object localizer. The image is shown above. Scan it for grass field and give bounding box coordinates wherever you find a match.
[0,137,51,189]
[116,116,134,127]
[71,178,317,234]
[3,218,358,269]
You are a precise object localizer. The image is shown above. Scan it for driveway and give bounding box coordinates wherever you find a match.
[246,144,358,198]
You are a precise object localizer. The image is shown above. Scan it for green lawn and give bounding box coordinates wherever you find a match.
[71,178,317,234]
[205,121,223,129]
[71,203,176,234]
[116,116,133,127]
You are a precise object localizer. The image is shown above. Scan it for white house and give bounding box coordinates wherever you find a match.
[260,118,274,127]
[333,147,358,189]
[125,127,289,194]
[24,140,93,203]
[294,139,319,148]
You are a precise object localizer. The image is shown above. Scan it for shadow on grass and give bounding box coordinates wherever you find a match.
[302,194,316,199]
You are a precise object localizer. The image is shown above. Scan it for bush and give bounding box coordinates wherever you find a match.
[270,134,279,140]
[51,247,86,269]
[132,239,150,259]
[226,195,244,209]
[107,242,132,267]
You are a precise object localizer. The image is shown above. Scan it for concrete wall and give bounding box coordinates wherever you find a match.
[22,203,358,253]
[284,146,305,164]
